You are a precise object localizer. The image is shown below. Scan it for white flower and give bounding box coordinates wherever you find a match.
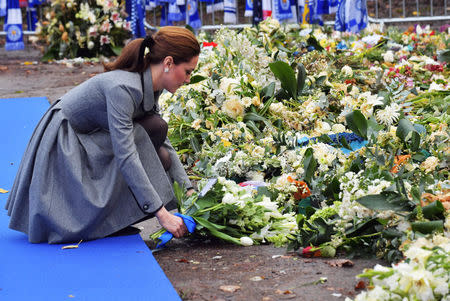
[100,35,110,45]
[191,119,202,130]
[240,237,254,246]
[383,50,395,63]
[251,146,265,158]
[331,124,346,133]
[341,65,353,77]
[376,103,400,126]
[420,156,439,173]
[220,77,239,94]
[87,40,95,50]
[428,82,446,92]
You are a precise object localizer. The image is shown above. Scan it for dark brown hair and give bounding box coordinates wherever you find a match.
[104,27,200,73]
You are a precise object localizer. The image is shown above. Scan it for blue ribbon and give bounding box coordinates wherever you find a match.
[297,132,368,155]
[156,213,196,248]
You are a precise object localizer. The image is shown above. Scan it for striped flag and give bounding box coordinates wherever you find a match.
[5,0,24,51]
[223,0,237,23]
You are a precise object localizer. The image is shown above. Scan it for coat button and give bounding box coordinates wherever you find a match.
[143,204,149,210]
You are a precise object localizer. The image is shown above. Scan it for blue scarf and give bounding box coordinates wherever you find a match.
[335,0,367,33]
[223,0,236,23]
[187,0,201,28]
[168,2,184,21]
[0,0,6,16]
[5,0,24,51]
[126,0,146,38]
[244,0,253,17]
[273,0,292,20]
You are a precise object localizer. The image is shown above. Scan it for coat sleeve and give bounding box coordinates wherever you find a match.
[163,138,193,190]
[105,85,163,214]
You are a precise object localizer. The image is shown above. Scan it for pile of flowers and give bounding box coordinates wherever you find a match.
[151,19,449,297]
[35,0,132,59]
[348,231,450,301]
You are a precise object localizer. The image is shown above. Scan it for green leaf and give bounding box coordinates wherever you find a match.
[411,220,444,234]
[189,75,206,84]
[194,216,227,230]
[355,191,412,211]
[421,201,444,219]
[261,82,276,99]
[345,110,368,139]
[194,217,241,244]
[303,148,317,185]
[173,181,185,204]
[269,61,297,100]
[396,118,420,151]
[437,49,450,63]
[190,136,201,153]
[296,63,307,95]
[111,45,123,56]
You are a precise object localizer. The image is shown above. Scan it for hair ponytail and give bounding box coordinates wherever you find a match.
[104,27,200,73]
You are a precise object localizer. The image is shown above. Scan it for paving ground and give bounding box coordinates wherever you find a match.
[0,45,384,301]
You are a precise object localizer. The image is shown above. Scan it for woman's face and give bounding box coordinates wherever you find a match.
[164,55,199,94]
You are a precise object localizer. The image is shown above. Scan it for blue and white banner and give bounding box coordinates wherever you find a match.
[145,0,157,10]
[335,0,367,33]
[187,0,202,28]
[27,0,45,32]
[223,0,237,23]
[160,4,174,26]
[168,2,184,21]
[286,0,298,23]
[206,0,223,14]
[126,0,146,38]
[5,0,24,51]
[244,0,252,17]
[1,0,7,16]
[272,0,292,20]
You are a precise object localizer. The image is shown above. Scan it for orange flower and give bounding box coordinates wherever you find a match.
[287,176,311,200]
[391,154,411,174]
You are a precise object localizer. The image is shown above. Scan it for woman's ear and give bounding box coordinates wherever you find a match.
[163,56,174,68]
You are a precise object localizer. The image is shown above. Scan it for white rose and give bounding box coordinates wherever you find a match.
[87,41,95,49]
[240,236,253,246]
[341,65,353,77]
[383,50,395,63]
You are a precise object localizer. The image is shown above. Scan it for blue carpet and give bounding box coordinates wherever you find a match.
[0,97,180,301]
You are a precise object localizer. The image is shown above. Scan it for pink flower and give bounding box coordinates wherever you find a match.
[88,25,99,37]
[100,20,111,33]
[123,21,131,31]
[100,35,110,45]
[111,12,121,23]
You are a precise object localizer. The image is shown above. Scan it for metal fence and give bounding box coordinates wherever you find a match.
[2,0,450,36]
[367,0,450,25]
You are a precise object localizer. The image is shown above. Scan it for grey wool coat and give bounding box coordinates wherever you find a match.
[5,67,192,244]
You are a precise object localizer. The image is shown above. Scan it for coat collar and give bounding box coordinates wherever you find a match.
[142,67,161,112]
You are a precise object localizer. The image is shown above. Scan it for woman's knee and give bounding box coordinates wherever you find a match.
[158,147,172,171]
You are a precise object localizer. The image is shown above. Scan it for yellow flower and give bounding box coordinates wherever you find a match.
[221,139,231,147]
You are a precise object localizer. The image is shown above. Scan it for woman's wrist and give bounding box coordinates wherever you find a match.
[155,206,168,219]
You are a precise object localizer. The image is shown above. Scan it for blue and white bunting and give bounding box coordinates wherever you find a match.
[335,0,367,33]
[5,0,24,51]
[223,0,237,23]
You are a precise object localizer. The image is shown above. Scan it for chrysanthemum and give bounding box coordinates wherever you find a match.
[376,103,401,126]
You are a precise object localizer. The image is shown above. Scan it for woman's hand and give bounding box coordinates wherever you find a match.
[155,207,187,238]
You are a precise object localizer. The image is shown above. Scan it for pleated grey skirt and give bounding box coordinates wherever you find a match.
[5,101,175,243]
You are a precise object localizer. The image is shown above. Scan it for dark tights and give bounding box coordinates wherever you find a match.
[136,114,172,171]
